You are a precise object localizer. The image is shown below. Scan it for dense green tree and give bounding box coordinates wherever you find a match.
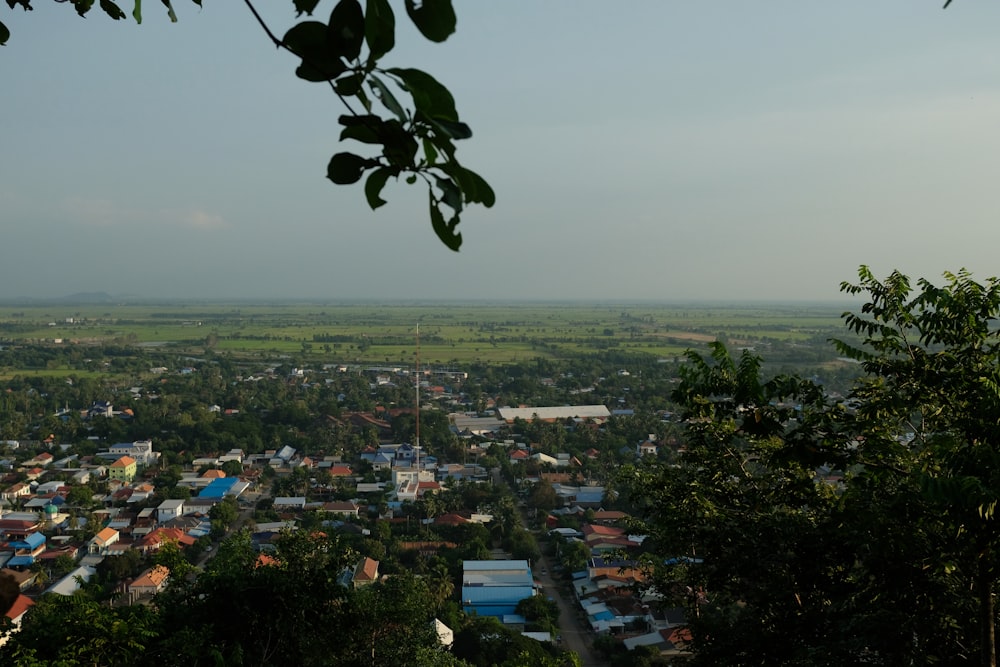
[834,267,1000,666]
[624,342,853,665]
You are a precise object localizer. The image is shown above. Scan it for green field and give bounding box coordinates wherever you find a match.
[0,300,857,368]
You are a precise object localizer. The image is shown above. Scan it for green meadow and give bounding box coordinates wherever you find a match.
[0,301,856,368]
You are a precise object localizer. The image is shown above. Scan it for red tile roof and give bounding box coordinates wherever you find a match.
[355,557,379,582]
[4,594,33,621]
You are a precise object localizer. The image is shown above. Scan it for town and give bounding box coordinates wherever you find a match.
[1,272,997,666]
[0,338,718,666]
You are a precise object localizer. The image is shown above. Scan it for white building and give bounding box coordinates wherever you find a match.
[157,499,186,522]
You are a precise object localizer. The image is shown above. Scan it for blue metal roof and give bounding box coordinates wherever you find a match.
[199,477,238,499]
[8,532,45,550]
[7,555,35,567]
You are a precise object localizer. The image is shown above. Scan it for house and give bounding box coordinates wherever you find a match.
[352,557,380,588]
[129,565,170,597]
[157,499,186,522]
[88,401,114,419]
[0,594,34,647]
[6,531,46,567]
[1,483,31,501]
[636,436,659,457]
[89,526,120,555]
[509,449,529,464]
[47,565,96,595]
[23,452,54,467]
[108,456,137,483]
[461,560,536,618]
[108,440,160,467]
[323,501,360,518]
[0,567,38,591]
[137,527,196,554]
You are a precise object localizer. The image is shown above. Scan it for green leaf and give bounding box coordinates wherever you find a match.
[378,119,418,168]
[364,167,393,209]
[428,117,472,140]
[334,73,364,96]
[328,0,364,61]
[341,125,382,144]
[405,0,456,43]
[368,75,406,122]
[160,0,176,22]
[422,138,438,165]
[458,167,495,207]
[74,0,95,17]
[0,20,8,46]
[438,163,495,207]
[436,177,463,214]
[338,113,382,127]
[293,0,321,15]
[100,0,126,20]
[327,152,369,185]
[386,67,457,121]
[429,195,462,251]
[365,0,395,62]
[283,22,346,82]
[132,0,141,23]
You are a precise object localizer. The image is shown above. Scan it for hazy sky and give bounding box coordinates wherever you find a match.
[3,1,999,302]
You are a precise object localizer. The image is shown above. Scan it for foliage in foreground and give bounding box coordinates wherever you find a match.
[626,267,1000,666]
[0,529,573,667]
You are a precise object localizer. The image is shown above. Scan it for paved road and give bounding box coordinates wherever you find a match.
[535,557,605,667]
[520,507,607,667]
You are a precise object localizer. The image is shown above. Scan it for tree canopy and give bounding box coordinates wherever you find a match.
[626,266,1000,666]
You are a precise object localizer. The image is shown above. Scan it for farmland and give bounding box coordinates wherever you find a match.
[0,300,858,373]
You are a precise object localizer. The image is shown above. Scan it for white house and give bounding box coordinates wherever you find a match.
[157,499,186,522]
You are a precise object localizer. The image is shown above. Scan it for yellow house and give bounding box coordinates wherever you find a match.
[108,456,137,483]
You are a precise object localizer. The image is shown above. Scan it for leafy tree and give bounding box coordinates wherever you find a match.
[834,267,1000,667]
[515,595,559,634]
[2,595,159,666]
[0,570,18,617]
[1,0,494,250]
[623,342,853,665]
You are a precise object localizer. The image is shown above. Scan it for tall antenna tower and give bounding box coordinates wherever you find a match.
[415,323,420,470]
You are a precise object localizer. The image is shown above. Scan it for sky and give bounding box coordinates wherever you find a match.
[3,1,1000,302]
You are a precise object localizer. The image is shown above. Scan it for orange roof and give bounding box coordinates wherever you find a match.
[131,565,169,588]
[355,557,379,582]
[582,524,625,538]
[94,527,119,544]
[201,469,226,479]
[433,513,469,526]
[110,456,136,468]
[5,594,33,621]
[141,527,196,549]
